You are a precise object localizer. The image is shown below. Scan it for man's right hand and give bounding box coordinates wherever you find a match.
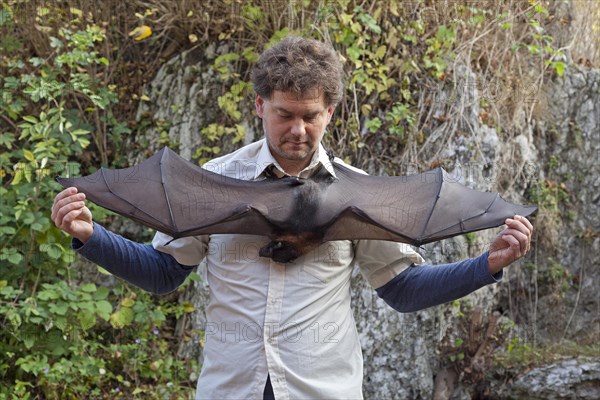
[51,187,94,243]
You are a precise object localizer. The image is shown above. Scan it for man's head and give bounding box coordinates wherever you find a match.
[251,36,344,175]
[251,36,344,107]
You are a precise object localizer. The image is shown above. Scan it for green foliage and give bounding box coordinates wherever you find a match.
[529,179,569,211]
[464,232,477,246]
[0,0,583,396]
[495,338,600,371]
[512,3,567,77]
[194,123,246,165]
[527,178,571,250]
[423,25,456,79]
[0,10,110,285]
[0,279,197,398]
[385,102,416,137]
[0,6,197,397]
[538,257,571,294]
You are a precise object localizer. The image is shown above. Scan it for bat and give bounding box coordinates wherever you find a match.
[57,147,536,263]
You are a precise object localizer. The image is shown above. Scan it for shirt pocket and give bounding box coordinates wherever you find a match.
[295,240,354,284]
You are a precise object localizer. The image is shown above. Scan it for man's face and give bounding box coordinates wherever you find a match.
[256,90,334,174]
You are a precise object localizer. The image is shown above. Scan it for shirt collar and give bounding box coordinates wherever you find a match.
[253,139,337,180]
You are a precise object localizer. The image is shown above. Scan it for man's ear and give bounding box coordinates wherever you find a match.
[326,106,335,124]
[256,95,265,118]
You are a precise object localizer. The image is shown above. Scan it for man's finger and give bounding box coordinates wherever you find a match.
[502,234,523,259]
[505,218,531,239]
[52,192,86,220]
[52,187,78,207]
[501,229,529,255]
[52,188,80,220]
[54,200,86,227]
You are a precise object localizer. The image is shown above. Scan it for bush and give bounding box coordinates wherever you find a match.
[0,5,197,398]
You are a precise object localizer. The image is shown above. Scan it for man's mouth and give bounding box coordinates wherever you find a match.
[284,141,307,147]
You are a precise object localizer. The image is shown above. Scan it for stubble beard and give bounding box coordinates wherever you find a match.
[279,139,314,161]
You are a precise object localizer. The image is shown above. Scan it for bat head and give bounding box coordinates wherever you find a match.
[259,240,301,263]
[259,232,324,263]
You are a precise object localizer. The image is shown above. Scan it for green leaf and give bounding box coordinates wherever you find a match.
[95,300,112,321]
[365,118,382,133]
[37,288,61,300]
[49,302,69,316]
[346,46,361,61]
[49,37,63,49]
[188,272,201,282]
[23,115,38,124]
[54,317,68,332]
[78,310,96,330]
[43,244,62,259]
[93,286,109,300]
[9,311,22,327]
[23,334,36,349]
[23,149,35,161]
[29,57,45,67]
[70,128,90,136]
[121,297,135,307]
[110,307,134,328]
[7,252,22,265]
[97,266,112,275]
[0,133,15,148]
[80,283,97,293]
[553,61,565,77]
[182,302,195,313]
[0,8,12,27]
[357,13,381,34]
[151,309,166,322]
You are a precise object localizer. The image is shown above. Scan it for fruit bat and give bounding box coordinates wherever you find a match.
[57,147,536,263]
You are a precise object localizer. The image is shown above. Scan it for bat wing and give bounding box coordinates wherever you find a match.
[319,164,536,246]
[57,148,536,262]
[57,147,303,239]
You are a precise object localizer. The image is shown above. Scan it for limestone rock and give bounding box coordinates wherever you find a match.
[510,358,600,399]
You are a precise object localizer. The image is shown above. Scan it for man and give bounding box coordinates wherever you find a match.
[52,36,533,399]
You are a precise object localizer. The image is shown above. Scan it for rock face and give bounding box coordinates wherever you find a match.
[133,43,259,162]
[519,66,600,343]
[510,358,600,400]
[135,39,599,400]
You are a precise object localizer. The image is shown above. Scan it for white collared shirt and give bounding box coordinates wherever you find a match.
[152,138,424,399]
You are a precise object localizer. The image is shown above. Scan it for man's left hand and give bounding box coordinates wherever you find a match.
[488,215,533,274]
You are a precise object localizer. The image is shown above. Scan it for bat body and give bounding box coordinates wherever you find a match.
[57,147,536,263]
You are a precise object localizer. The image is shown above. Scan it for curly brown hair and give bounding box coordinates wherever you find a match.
[250,36,344,107]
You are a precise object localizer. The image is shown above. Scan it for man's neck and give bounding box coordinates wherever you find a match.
[270,148,318,177]
[277,159,312,177]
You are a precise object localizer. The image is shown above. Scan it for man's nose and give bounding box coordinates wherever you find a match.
[290,118,306,136]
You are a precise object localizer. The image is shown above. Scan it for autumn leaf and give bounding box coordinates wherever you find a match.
[128,25,152,41]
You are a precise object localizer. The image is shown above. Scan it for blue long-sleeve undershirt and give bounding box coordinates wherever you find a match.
[375,252,502,312]
[73,223,502,309]
[72,223,195,294]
